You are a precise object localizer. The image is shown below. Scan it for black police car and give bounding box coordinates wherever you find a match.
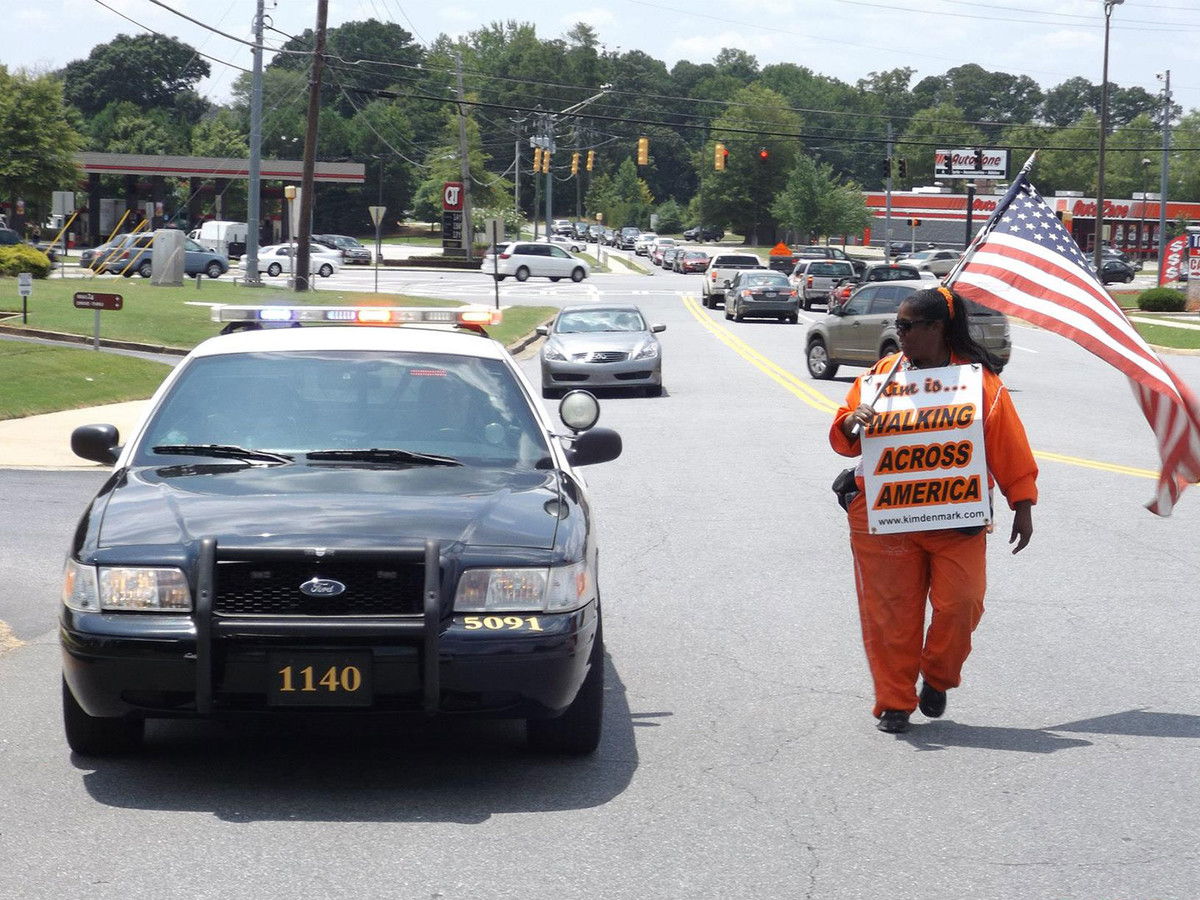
[60,305,621,756]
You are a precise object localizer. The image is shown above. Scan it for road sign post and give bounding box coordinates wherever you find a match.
[73,292,123,350]
[17,272,32,324]
[368,205,387,293]
[486,218,505,310]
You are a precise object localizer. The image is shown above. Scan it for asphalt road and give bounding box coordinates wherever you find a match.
[2,261,1199,899]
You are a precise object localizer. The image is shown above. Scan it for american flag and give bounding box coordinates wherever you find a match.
[947,170,1200,516]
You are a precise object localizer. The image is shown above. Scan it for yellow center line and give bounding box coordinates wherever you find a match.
[682,294,1162,482]
[681,294,839,413]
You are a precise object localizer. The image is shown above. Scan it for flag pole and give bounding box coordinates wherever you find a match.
[850,352,907,438]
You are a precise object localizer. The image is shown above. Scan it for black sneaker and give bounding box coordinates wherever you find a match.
[876,710,910,733]
[919,681,947,718]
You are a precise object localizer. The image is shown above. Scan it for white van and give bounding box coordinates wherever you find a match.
[191,220,248,260]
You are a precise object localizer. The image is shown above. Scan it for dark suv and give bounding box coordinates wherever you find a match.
[682,225,724,242]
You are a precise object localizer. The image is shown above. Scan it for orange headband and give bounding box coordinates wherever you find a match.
[937,285,956,319]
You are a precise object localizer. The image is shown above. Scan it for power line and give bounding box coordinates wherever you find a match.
[90,0,252,74]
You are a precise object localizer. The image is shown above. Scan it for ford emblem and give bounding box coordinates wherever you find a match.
[299,577,346,597]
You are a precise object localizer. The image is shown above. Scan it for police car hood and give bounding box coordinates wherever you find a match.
[97,464,563,550]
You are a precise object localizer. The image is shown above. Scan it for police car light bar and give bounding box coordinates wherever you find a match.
[206,305,503,327]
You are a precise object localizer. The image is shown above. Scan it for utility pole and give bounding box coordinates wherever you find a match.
[575,122,582,220]
[884,123,894,262]
[454,52,474,261]
[243,0,264,285]
[544,114,553,240]
[293,0,327,292]
[514,138,520,214]
[1156,70,1172,284]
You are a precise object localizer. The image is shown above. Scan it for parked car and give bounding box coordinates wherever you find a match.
[189,220,248,260]
[675,250,710,274]
[805,279,1011,379]
[682,225,724,242]
[701,253,765,307]
[660,247,682,270]
[572,221,591,240]
[60,304,621,756]
[538,305,665,398]
[1094,258,1138,284]
[313,234,372,265]
[902,248,963,277]
[828,261,926,308]
[481,240,589,283]
[99,232,230,279]
[789,259,856,310]
[634,232,658,256]
[254,242,341,278]
[724,270,799,324]
[80,240,122,272]
[0,226,58,263]
[553,218,574,236]
[545,234,587,253]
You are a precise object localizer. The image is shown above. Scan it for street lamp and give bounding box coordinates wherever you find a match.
[1138,157,1151,267]
[1093,0,1124,273]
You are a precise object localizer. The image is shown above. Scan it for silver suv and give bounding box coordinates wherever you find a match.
[804,279,1011,379]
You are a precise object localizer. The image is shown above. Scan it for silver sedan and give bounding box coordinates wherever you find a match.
[537,305,666,398]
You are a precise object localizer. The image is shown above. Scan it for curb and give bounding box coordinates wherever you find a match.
[0,323,188,356]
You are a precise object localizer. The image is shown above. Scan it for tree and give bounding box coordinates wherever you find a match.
[698,85,803,244]
[59,33,209,116]
[0,67,83,216]
[191,111,248,158]
[586,159,653,229]
[411,107,511,222]
[771,154,871,242]
[896,103,985,187]
[88,101,188,156]
[655,198,683,234]
[1040,77,1099,127]
[940,64,1043,132]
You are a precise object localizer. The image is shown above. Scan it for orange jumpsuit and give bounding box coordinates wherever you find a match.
[830,354,1038,718]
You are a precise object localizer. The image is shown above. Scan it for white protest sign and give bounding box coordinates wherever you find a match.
[860,363,989,534]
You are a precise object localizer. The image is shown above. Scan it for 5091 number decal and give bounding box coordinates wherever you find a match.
[462,615,543,631]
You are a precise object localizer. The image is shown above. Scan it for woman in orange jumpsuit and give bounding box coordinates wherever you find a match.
[830,286,1037,734]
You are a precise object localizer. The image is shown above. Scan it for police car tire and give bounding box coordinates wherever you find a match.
[62,678,143,756]
[527,619,604,755]
[515,267,530,282]
[571,267,586,283]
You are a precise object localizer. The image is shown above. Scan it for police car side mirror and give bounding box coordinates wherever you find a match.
[71,424,121,465]
[566,427,622,467]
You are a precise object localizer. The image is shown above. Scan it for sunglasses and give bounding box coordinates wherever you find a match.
[894,318,938,334]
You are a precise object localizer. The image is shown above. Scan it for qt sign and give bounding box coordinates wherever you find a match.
[442,182,464,211]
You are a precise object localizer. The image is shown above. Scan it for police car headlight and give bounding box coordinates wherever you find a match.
[454,561,592,613]
[64,560,192,612]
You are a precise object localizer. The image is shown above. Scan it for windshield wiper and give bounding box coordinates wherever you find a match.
[305,448,462,466]
[151,444,294,465]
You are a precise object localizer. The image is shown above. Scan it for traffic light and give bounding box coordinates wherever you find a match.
[881,157,892,178]
[758,147,769,163]
[571,152,580,176]
[907,218,922,227]
[897,158,908,178]
[637,136,649,166]
[586,150,594,171]
[532,147,542,172]
[714,142,727,171]
[541,151,551,174]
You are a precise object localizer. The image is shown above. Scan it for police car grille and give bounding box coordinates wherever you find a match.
[214,559,424,616]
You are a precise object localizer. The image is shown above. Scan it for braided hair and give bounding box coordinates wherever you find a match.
[905,285,1001,374]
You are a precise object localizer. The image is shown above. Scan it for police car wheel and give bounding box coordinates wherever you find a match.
[527,620,604,755]
[62,678,143,756]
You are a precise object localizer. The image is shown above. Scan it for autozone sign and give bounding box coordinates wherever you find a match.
[934,149,1008,180]
[442,182,464,211]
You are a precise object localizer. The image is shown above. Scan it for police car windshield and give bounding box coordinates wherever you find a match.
[134,350,550,469]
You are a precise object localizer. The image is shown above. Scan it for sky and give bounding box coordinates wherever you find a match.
[7,0,1199,113]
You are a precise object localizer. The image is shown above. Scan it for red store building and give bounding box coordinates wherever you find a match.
[863,190,1200,260]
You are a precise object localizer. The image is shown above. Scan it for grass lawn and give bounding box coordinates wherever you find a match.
[0,277,557,419]
[0,342,172,420]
